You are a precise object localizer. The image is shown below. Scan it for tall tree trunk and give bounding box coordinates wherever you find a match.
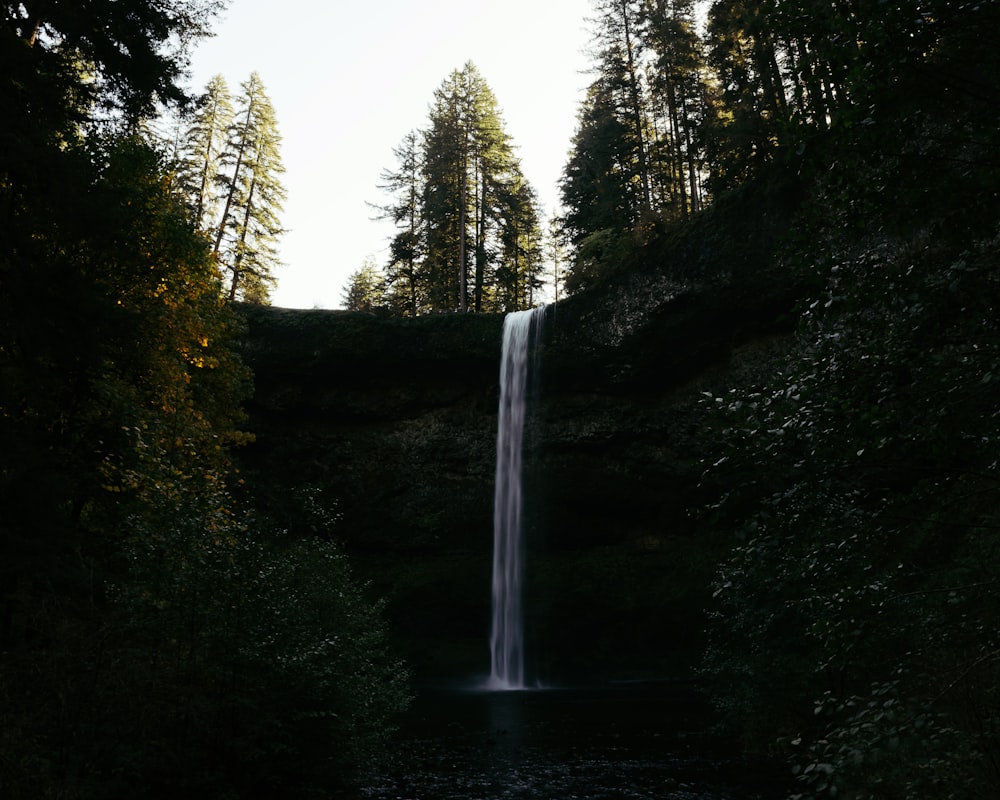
[195,101,224,228]
[407,193,419,317]
[228,175,257,301]
[679,91,700,213]
[621,0,653,216]
[213,136,247,254]
[458,144,467,313]
[663,73,689,217]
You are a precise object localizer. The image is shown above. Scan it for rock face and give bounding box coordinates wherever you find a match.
[235,258,804,684]
[237,308,504,553]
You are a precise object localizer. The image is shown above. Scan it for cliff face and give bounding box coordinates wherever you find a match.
[236,308,503,553]
[234,264,802,684]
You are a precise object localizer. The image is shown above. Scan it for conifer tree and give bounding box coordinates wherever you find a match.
[590,0,654,217]
[497,175,545,310]
[638,0,707,216]
[422,62,535,313]
[545,214,568,304]
[370,63,541,314]
[561,76,639,244]
[177,74,234,229]
[375,130,425,316]
[342,257,387,312]
[213,72,286,303]
[422,63,479,312]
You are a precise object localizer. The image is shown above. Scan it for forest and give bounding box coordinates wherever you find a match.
[2,0,999,798]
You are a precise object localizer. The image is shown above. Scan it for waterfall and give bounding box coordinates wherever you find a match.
[488,305,545,691]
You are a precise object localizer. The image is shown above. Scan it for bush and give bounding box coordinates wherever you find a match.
[105,491,411,798]
[700,231,1000,797]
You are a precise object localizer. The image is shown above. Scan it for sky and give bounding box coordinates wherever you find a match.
[185,0,596,309]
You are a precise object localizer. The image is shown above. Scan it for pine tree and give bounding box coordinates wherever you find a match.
[638,0,708,216]
[561,76,639,246]
[422,63,478,312]
[213,72,286,303]
[176,74,234,229]
[545,214,568,304]
[369,63,541,314]
[374,130,425,316]
[421,62,537,313]
[496,175,544,311]
[702,0,789,191]
[342,257,387,312]
[590,0,654,217]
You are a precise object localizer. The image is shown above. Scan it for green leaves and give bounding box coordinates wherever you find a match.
[371,62,544,315]
[0,7,408,797]
[168,71,287,303]
[108,486,409,797]
[700,230,1000,796]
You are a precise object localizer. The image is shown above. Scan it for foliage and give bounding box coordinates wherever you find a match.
[558,1,1000,794]
[2,474,408,799]
[209,72,287,303]
[560,79,641,249]
[561,0,1000,294]
[1,0,222,129]
[105,488,409,799]
[0,10,409,794]
[560,0,710,288]
[174,74,235,229]
[163,71,287,303]
[368,62,545,315]
[343,257,389,312]
[699,228,1000,797]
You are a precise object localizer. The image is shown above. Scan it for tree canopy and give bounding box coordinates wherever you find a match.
[559,0,1000,290]
[362,62,546,315]
[167,71,287,303]
[1,5,406,796]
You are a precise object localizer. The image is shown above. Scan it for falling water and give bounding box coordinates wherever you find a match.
[488,305,545,691]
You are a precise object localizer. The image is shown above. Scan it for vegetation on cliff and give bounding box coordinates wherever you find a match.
[676,2,1000,796]
[548,0,1000,794]
[1,4,406,797]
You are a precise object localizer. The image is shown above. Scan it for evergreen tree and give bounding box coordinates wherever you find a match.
[421,62,537,313]
[496,175,545,310]
[213,72,286,303]
[375,130,425,316]
[176,74,234,229]
[1,6,411,787]
[561,76,640,248]
[2,0,220,131]
[342,257,387,312]
[422,62,479,312]
[370,64,547,314]
[545,214,568,303]
[589,0,654,217]
[701,0,790,192]
[638,0,707,216]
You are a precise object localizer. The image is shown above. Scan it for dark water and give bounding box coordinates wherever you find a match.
[360,682,787,800]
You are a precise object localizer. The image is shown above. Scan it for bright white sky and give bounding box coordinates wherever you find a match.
[186,0,595,309]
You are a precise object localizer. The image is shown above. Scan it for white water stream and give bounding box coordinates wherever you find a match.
[488,306,545,691]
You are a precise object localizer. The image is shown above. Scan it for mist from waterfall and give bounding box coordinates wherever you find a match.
[488,305,545,691]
